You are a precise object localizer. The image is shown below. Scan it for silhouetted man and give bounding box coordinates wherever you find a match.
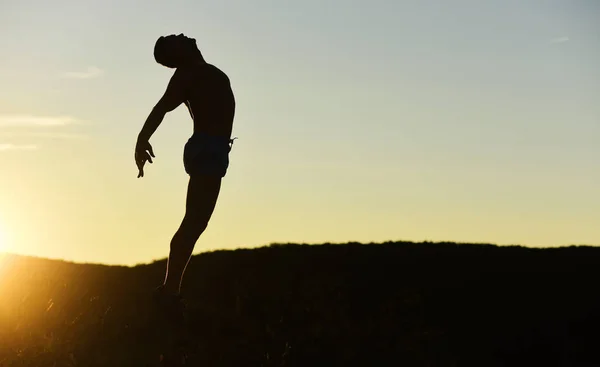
[135,34,236,309]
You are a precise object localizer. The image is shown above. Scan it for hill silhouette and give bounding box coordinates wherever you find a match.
[1,241,599,366]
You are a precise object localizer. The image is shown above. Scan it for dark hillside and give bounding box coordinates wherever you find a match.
[1,241,599,366]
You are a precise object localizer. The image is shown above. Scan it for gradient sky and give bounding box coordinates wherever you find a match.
[0,0,598,265]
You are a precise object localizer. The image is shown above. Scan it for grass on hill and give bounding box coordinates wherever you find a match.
[1,241,599,366]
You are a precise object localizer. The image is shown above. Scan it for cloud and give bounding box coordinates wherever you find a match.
[550,36,569,44]
[62,66,103,79]
[0,115,79,127]
[0,115,87,151]
[0,143,38,151]
[0,132,88,140]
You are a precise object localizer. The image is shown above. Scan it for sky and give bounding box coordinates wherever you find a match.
[0,0,598,266]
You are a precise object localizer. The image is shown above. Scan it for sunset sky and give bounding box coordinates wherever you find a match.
[0,0,598,265]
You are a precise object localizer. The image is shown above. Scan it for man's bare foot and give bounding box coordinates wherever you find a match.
[153,285,187,325]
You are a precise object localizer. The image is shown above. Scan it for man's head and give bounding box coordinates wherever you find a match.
[154,34,202,68]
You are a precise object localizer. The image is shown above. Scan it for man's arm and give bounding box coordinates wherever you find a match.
[137,69,187,142]
[135,69,187,178]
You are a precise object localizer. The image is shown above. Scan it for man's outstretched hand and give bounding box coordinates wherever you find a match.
[135,139,155,178]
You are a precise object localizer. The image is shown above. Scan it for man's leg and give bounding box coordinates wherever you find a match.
[163,175,222,295]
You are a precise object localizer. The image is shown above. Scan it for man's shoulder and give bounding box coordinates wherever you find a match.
[206,63,230,81]
[176,63,231,87]
[171,67,189,82]
[179,62,227,75]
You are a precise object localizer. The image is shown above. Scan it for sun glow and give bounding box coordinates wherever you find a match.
[0,223,8,253]
[0,225,7,275]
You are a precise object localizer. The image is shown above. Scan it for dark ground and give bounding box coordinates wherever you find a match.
[1,241,599,366]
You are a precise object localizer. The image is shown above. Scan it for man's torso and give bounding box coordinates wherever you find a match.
[180,63,235,138]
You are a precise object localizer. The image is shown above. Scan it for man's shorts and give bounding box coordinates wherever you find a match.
[183,132,235,178]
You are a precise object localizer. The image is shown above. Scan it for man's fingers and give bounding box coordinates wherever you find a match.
[134,143,154,178]
[135,156,145,178]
